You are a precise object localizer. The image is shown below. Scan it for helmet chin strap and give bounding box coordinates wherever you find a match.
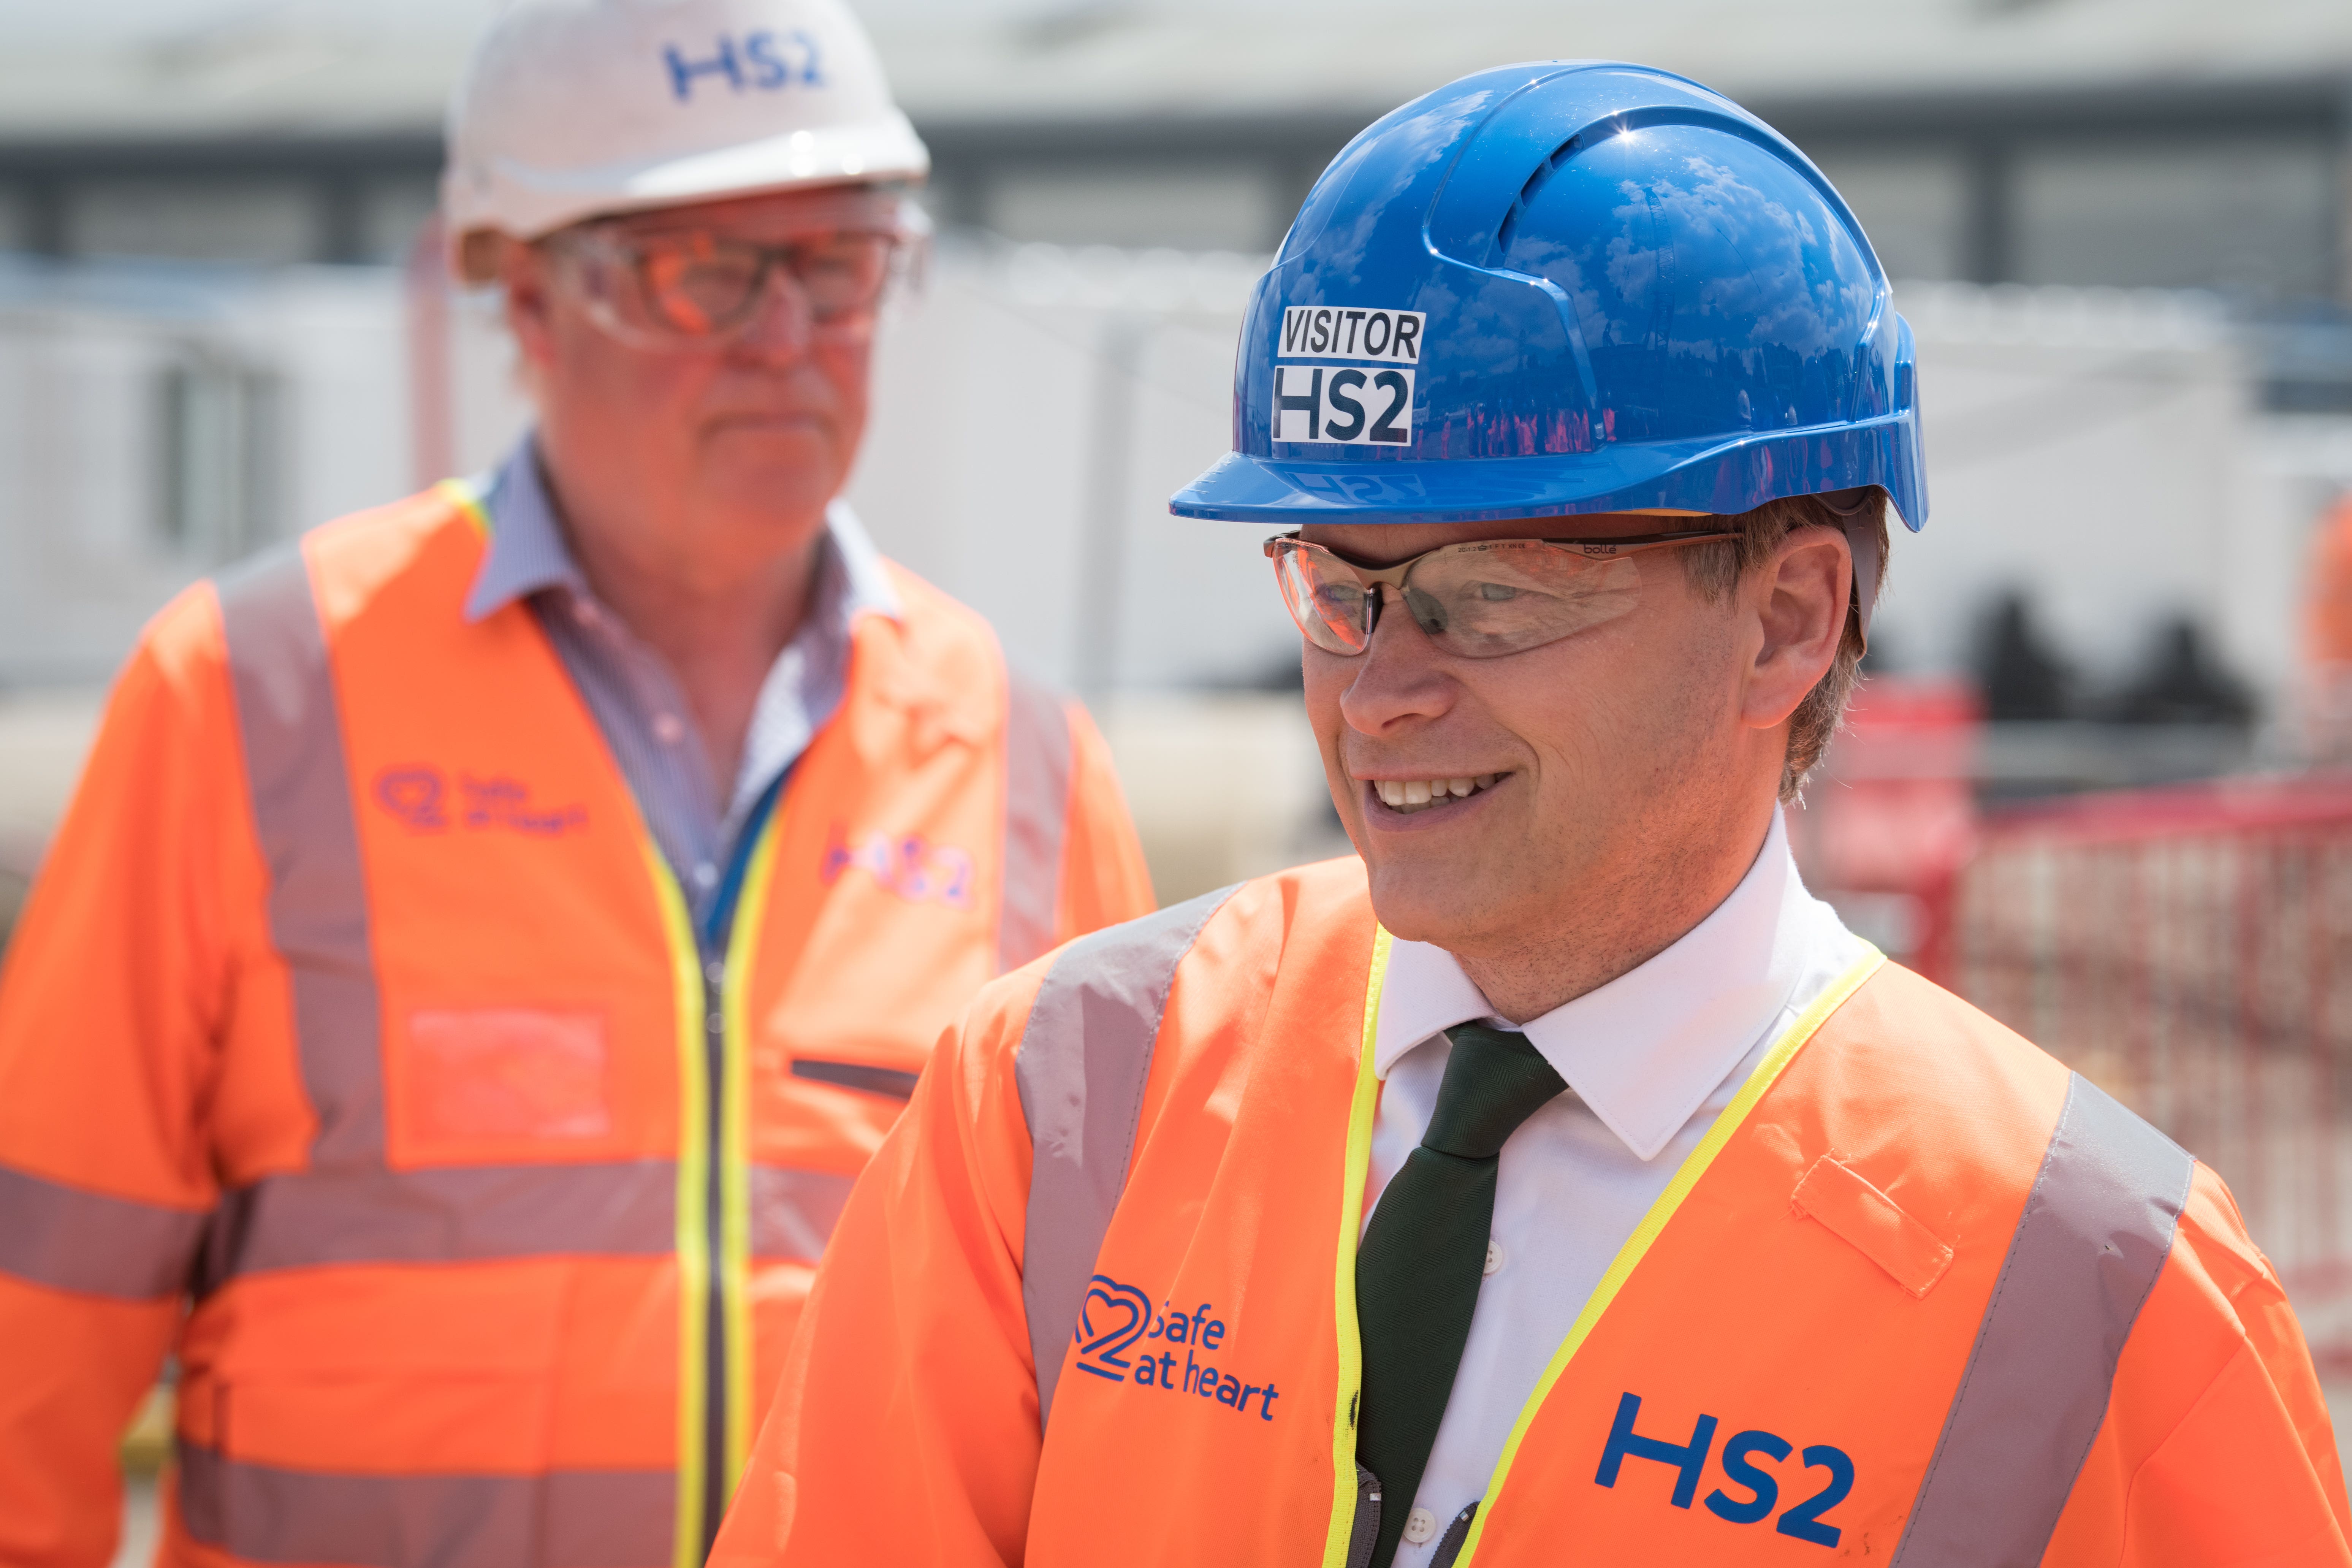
[1818,488,1883,649]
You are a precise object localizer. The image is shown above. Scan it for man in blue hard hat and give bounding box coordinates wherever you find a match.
[714,62,2348,1567]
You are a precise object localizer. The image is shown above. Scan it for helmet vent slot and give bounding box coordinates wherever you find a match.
[1492,134,1583,263]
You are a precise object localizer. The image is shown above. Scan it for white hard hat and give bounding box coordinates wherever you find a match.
[443,0,929,282]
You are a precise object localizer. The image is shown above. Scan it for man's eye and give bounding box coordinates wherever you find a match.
[1476,582,1519,602]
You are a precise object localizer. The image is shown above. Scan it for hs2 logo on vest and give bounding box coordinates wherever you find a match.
[821,823,977,910]
[1597,1393,1854,1549]
[1074,1276,1281,1422]
[373,767,587,836]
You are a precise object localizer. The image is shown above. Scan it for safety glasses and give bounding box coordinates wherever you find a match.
[548,201,924,350]
[1265,527,1738,658]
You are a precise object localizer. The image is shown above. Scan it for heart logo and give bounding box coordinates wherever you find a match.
[1073,1275,1154,1382]
[373,766,447,830]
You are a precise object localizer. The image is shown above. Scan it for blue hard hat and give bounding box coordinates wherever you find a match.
[1169,62,1926,534]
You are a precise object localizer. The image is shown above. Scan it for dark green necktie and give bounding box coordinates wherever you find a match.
[1355,1024,1568,1568]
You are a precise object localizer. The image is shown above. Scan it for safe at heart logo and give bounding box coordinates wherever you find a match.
[1068,1273,1282,1422]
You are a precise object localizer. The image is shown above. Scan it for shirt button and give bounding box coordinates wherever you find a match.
[1484,1239,1504,1277]
[706,1012,725,1035]
[653,713,686,745]
[1402,1507,1438,1546]
[691,862,718,890]
[704,959,725,985]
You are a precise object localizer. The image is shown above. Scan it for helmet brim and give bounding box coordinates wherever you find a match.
[1169,413,1925,532]
[445,114,930,280]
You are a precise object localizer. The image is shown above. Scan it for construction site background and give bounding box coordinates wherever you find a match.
[5,1,2352,1558]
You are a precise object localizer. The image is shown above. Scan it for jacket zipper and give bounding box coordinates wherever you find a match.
[697,943,729,1560]
[1346,1464,1383,1568]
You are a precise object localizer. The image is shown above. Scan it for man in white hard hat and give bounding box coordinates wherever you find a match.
[0,2,1154,1564]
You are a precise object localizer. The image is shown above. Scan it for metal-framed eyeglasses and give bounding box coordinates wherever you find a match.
[1265,527,1739,658]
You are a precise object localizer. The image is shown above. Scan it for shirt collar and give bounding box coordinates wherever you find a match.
[460,433,903,628]
[462,436,581,621]
[1372,809,1826,1163]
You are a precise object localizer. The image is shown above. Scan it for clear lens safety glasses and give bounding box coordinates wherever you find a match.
[550,195,928,352]
[1264,527,1738,658]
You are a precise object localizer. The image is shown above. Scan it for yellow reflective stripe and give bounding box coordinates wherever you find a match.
[435,476,491,537]
[1319,925,1393,1568]
[643,840,712,1568]
[718,808,784,1489]
[1449,946,1887,1567]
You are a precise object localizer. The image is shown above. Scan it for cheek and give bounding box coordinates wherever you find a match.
[1507,616,1724,772]
[556,328,703,418]
[817,343,873,404]
[1301,649,1349,754]
[1303,650,1384,825]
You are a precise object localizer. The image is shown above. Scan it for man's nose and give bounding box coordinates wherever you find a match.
[731,268,814,361]
[1338,593,1457,734]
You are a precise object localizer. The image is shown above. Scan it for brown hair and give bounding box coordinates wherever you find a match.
[1679,491,1888,802]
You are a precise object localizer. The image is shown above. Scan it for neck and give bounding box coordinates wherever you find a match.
[541,457,825,795]
[1450,800,1777,1024]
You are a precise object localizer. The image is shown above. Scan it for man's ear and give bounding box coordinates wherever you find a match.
[497,238,557,379]
[1740,526,1850,732]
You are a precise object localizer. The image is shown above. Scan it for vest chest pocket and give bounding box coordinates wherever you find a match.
[397,1007,613,1151]
[1788,1154,1954,1299]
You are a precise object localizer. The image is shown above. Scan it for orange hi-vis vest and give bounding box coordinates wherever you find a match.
[0,485,1153,1568]
[717,859,2351,1567]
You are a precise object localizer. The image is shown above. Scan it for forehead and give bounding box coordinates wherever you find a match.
[1300,512,1709,565]
[604,185,901,244]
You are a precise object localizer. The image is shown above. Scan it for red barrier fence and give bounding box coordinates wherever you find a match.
[1946,774,2352,1364]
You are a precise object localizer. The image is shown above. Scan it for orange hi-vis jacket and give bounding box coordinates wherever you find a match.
[716,859,2351,1567]
[0,484,1153,1568]
[2308,493,2352,667]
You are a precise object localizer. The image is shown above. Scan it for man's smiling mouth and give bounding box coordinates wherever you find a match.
[1370,774,1503,816]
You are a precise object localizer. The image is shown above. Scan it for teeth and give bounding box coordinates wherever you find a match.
[1371,774,1504,815]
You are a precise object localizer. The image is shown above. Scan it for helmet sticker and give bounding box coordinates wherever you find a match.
[1274,306,1423,446]
[1279,307,1422,364]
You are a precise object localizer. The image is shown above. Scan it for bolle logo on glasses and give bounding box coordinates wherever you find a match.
[1073,1274,1282,1422]
[1272,306,1422,448]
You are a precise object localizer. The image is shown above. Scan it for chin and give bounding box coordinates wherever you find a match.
[704,444,841,516]
[1361,858,1488,951]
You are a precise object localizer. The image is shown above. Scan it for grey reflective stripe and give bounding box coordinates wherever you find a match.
[749,1164,858,1261]
[192,1161,854,1286]
[1893,1072,2194,1566]
[217,544,385,1169]
[0,1164,207,1300]
[177,1440,673,1568]
[998,673,1073,974]
[198,1163,675,1285]
[1016,884,1240,1427]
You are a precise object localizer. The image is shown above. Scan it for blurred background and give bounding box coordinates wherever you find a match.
[4,0,2352,1550]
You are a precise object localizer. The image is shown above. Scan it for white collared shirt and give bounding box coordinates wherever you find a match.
[1367,809,1868,1562]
